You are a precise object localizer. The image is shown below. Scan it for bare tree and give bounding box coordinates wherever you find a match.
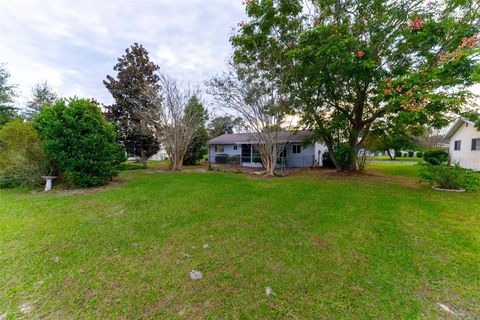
[139,74,204,171]
[413,127,447,150]
[209,66,290,176]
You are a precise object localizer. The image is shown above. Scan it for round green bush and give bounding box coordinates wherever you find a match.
[395,150,402,158]
[408,151,414,158]
[416,152,423,158]
[423,149,448,165]
[33,98,126,187]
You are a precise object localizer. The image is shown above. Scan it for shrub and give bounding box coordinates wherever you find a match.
[395,150,402,158]
[214,154,229,164]
[228,155,241,165]
[408,151,414,157]
[120,162,145,171]
[322,151,336,168]
[416,151,423,158]
[0,119,45,188]
[335,144,355,170]
[33,98,126,187]
[419,164,479,191]
[423,149,448,165]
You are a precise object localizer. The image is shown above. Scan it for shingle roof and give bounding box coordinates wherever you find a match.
[208,130,314,144]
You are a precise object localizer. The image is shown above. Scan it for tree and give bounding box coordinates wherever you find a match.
[139,74,205,171]
[24,81,57,119]
[208,115,243,138]
[209,64,291,176]
[365,120,418,159]
[412,127,447,150]
[183,96,209,165]
[33,98,125,187]
[0,64,17,127]
[0,119,44,188]
[233,0,480,172]
[104,43,161,168]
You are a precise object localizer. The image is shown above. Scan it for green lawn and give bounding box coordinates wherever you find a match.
[1,164,479,319]
[367,156,424,162]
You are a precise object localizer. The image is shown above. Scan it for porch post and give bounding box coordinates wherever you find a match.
[250,144,253,163]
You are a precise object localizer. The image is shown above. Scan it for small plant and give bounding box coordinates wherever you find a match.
[408,151,414,158]
[228,155,241,165]
[416,151,423,159]
[423,149,448,165]
[214,154,229,164]
[419,163,479,191]
[322,151,336,168]
[395,150,402,158]
[335,144,356,170]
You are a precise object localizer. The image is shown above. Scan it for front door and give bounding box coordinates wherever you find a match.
[241,144,252,164]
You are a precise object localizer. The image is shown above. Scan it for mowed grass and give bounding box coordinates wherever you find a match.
[1,164,480,319]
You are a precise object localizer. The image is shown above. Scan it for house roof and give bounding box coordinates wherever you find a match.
[208,130,314,145]
[444,117,476,140]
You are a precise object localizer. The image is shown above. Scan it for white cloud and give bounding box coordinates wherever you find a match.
[0,0,245,106]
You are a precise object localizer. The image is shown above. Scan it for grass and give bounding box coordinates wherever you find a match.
[367,156,424,162]
[1,163,480,319]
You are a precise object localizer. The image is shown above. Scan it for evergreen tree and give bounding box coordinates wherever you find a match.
[104,43,161,168]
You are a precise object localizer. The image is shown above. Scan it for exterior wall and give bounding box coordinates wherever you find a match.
[208,144,241,159]
[150,149,168,161]
[314,143,329,166]
[284,142,316,167]
[449,122,480,171]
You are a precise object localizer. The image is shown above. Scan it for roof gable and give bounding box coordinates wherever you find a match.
[208,131,314,145]
[444,117,476,140]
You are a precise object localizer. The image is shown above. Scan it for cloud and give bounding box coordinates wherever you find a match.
[0,0,245,105]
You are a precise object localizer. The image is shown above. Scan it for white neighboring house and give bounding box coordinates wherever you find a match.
[127,147,168,161]
[444,117,480,170]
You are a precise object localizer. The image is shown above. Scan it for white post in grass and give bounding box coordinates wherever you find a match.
[41,176,57,192]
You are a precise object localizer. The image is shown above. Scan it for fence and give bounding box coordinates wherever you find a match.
[208,154,315,169]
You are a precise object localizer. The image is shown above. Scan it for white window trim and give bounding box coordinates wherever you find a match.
[292,144,301,154]
[454,140,461,151]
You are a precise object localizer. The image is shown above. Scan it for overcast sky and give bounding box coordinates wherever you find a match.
[1,1,478,109]
[0,0,246,106]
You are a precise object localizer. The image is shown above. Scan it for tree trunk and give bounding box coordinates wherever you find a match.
[324,139,342,172]
[140,149,148,168]
[171,153,183,171]
[386,149,395,160]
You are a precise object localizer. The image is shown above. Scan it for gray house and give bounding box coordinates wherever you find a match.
[207,131,328,168]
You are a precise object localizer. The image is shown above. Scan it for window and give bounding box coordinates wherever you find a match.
[292,144,301,154]
[233,145,238,151]
[454,140,461,151]
[215,146,224,153]
[471,138,480,151]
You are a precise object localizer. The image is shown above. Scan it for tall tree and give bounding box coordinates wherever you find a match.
[0,64,17,127]
[233,0,480,171]
[208,115,243,138]
[139,74,205,171]
[104,43,161,168]
[183,96,209,165]
[210,64,291,177]
[24,81,57,119]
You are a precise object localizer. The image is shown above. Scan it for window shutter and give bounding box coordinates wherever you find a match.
[472,139,477,151]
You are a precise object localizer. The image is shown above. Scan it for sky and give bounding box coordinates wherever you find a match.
[1,1,478,109]
[0,0,246,106]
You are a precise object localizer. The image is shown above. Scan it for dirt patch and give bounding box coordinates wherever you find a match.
[310,235,329,249]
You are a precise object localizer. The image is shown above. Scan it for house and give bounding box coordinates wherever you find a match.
[207,131,328,168]
[127,147,168,162]
[444,117,480,170]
